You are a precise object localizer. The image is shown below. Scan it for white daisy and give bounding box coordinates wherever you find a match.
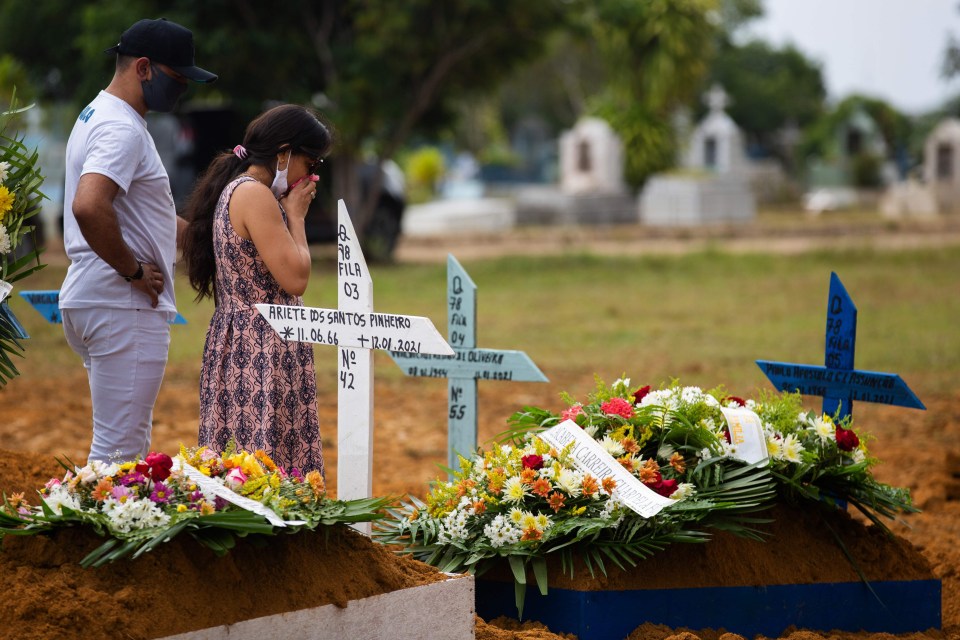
[671,482,696,501]
[503,476,528,503]
[599,435,625,457]
[811,416,835,441]
[780,434,804,463]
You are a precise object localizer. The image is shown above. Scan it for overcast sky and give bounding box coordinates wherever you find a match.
[744,0,960,115]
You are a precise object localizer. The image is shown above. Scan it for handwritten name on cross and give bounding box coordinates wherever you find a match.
[389,254,547,474]
[757,272,924,422]
[257,201,453,511]
[18,290,188,325]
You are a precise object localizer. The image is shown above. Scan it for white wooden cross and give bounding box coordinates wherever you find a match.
[256,201,453,517]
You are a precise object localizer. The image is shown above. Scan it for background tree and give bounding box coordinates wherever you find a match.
[0,0,570,230]
[459,0,720,188]
[706,40,827,163]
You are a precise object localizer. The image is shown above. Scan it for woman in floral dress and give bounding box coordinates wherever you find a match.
[182,104,332,474]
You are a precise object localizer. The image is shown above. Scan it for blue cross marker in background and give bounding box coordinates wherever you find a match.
[19,290,188,325]
[756,272,924,422]
[389,255,548,473]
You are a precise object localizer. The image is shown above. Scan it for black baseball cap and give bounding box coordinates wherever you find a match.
[105,18,217,83]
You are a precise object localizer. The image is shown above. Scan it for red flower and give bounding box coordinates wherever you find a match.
[835,427,860,451]
[632,385,651,404]
[652,478,678,497]
[724,396,746,407]
[601,397,634,419]
[135,452,174,482]
[521,454,544,470]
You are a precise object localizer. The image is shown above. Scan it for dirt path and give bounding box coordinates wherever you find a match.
[391,215,960,263]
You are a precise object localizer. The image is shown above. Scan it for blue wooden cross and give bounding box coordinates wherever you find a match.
[756,272,925,422]
[389,254,548,473]
[19,290,188,324]
[0,300,29,339]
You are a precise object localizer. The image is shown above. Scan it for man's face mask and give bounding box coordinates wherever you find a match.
[142,63,188,113]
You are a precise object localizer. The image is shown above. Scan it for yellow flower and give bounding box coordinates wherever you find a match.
[0,185,13,223]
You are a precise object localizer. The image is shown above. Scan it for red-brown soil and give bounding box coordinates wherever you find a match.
[2,224,959,639]
[1,374,958,640]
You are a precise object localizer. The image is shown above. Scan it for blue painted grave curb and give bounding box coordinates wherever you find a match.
[475,578,941,638]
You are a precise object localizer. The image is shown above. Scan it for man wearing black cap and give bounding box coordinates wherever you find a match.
[60,18,216,463]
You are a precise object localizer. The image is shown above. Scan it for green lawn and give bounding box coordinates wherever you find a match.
[8,244,960,399]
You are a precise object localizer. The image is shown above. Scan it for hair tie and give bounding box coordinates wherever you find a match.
[232,145,248,159]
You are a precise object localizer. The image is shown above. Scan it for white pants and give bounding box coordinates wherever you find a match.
[62,308,171,463]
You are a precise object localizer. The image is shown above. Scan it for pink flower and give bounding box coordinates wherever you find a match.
[224,467,247,487]
[601,397,634,419]
[835,427,860,451]
[521,454,544,470]
[561,404,584,422]
[149,482,172,505]
[44,478,61,491]
[110,486,134,502]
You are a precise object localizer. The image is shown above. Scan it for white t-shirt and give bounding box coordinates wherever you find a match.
[60,91,178,317]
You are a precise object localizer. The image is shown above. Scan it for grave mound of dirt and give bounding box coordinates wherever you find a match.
[0,448,939,640]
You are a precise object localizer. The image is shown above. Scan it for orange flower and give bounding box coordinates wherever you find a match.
[408,508,420,521]
[547,491,566,513]
[639,459,661,484]
[617,455,636,473]
[472,500,486,515]
[5,492,25,511]
[455,478,477,498]
[621,437,640,455]
[520,468,537,485]
[305,470,326,499]
[91,477,114,502]
[521,526,543,542]
[669,452,686,474]
[531,478,552,497]
[602,477,617,494]
[254,449,278,472]
[581,474,599,497]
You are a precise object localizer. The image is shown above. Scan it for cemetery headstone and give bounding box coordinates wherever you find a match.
[923,117,960,214]
[639,84,756,226]
[516,116,635,225]
[256,201,454,507]
[756,272,925,422]
[389,255,547,473]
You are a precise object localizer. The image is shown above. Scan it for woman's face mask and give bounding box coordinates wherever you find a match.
[141,64,188,113]
[270,149,293,198]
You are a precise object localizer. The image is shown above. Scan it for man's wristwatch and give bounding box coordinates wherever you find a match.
[121,261,144,282]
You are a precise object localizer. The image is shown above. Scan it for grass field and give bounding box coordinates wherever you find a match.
[8,243,960,401]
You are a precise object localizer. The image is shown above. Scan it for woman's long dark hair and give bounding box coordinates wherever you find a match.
[181,104,334,301]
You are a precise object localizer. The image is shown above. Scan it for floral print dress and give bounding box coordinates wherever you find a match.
[198,176,324,474]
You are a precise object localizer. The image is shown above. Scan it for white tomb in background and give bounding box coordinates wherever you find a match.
[639,85,756,226]
[922,117,960,215]
[516,117,636,225]
[560,117,626,195]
